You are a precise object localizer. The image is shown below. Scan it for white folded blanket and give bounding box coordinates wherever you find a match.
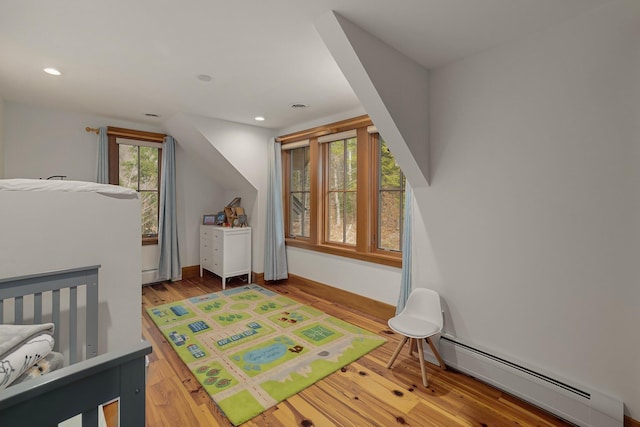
[0,323,55,390]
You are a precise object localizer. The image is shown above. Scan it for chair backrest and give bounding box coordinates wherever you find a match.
[401,288,443,331]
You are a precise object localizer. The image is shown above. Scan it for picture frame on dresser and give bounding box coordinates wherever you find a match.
[203,214,217,225]
[216,211,226,225]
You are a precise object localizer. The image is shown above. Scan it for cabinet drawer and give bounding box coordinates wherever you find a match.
[200,239,213,253]
[201,255,213,268]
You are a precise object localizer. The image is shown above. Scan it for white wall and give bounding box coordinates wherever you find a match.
[0,189,142,356]
[2,102,221,279]
[0,98,4,178]
[187,115,274,273]
[175,142,224,270]
[287,247,401,305]
[419,0,639,417]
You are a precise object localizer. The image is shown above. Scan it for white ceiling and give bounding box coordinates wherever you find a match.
[0,0,609,130]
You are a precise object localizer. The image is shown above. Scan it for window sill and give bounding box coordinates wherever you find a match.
[285,238,402,268]
[142,237,158,246]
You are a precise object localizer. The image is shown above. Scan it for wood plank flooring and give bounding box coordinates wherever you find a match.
[141,274,571,426]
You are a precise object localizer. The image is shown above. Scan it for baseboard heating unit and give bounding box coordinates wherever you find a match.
[436,335,623,427]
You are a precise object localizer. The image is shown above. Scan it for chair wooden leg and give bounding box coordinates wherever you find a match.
[426,337,446,370]
[387,336,409,369]
[408,338,416,357]
[417,338,428,387]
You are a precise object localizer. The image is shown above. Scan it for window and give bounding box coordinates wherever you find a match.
[376,137,405,252]
[288,145,310,238]
[107,127,165,245]
[280,116,405,268]
[325,136,357,245]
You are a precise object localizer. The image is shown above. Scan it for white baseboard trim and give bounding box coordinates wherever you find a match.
[417,336,622,427]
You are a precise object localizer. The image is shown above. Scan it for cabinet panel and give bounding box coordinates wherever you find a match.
[200,225,251,289]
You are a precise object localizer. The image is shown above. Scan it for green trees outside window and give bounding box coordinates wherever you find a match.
[280,116,405,267]
[118,144,160,237]
[377,139,405,252]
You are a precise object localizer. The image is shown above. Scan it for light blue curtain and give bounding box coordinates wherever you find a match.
[264,139,288,281]
[96,127,108,184]
[158,136,181,281]
[396,181,413,315]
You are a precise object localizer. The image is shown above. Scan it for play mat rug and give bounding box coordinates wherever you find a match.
[147,284,386,425]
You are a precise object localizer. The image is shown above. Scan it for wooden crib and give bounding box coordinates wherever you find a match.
[0,266,152,426]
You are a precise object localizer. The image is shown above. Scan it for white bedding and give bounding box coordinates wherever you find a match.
[0,323,55,390]
[0,179,138,198]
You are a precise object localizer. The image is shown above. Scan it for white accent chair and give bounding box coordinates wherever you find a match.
[386,288,446,387]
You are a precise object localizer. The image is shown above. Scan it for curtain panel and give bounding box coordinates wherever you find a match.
[158,136,181,281]
[396,181,413,315]
[264,139,288,281]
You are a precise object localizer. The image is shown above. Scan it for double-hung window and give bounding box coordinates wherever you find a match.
[288,143,311,238]
[322,131,358,246]
[107,127,164,245]
[375,135,406,252]
[280,116,405,267]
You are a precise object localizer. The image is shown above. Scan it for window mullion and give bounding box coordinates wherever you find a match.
[309,138,320,245]
[342,140,347,243]
[355,127,371,253]
[400,173,405,249]
[137,146,141,191]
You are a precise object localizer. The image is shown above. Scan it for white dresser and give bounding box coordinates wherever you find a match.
[200,225,252,289]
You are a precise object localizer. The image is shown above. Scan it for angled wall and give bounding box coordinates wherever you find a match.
[164,113,273,273]
[315,11,429,188]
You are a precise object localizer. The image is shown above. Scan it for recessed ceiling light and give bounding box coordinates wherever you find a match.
[144,113,161,118]
[290,103,307,109]
[197,74,212,82]
[43,67,61,76]
[254,116,265,121]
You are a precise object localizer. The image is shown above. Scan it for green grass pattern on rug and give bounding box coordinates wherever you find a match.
[147,284,386,425]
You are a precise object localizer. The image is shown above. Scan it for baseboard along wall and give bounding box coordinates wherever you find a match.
[258,272,395,320]
[181,265,200,279]
[626,415,640,427]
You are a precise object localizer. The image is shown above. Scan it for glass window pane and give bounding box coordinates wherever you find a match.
[140,192,158,236]
[328,141,344,191]
[327,192,343,243]
[290,148,306,192]
[119,144,139,190]
[380,139,402,189]
[345,138,357,190]
[139,146,159,191]
[379,191,401,251]
[290,192,303,236]
[345,191,357,245]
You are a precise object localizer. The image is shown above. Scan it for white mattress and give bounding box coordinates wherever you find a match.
[0,179,138,198]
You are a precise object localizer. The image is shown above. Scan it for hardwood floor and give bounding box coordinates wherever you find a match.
[141,274,570,426]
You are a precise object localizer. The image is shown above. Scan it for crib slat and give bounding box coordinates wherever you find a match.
[70,286,78,365]
[0,300,3,323]
[34,292,43,324]
[14,296,23,324]
[52,289,60,353]
[81,407,98,427]
[86,280,98,359]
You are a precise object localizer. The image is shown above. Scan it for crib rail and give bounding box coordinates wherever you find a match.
[0,266,152,426]
[0,341,152,427]
[0,265,99,363]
